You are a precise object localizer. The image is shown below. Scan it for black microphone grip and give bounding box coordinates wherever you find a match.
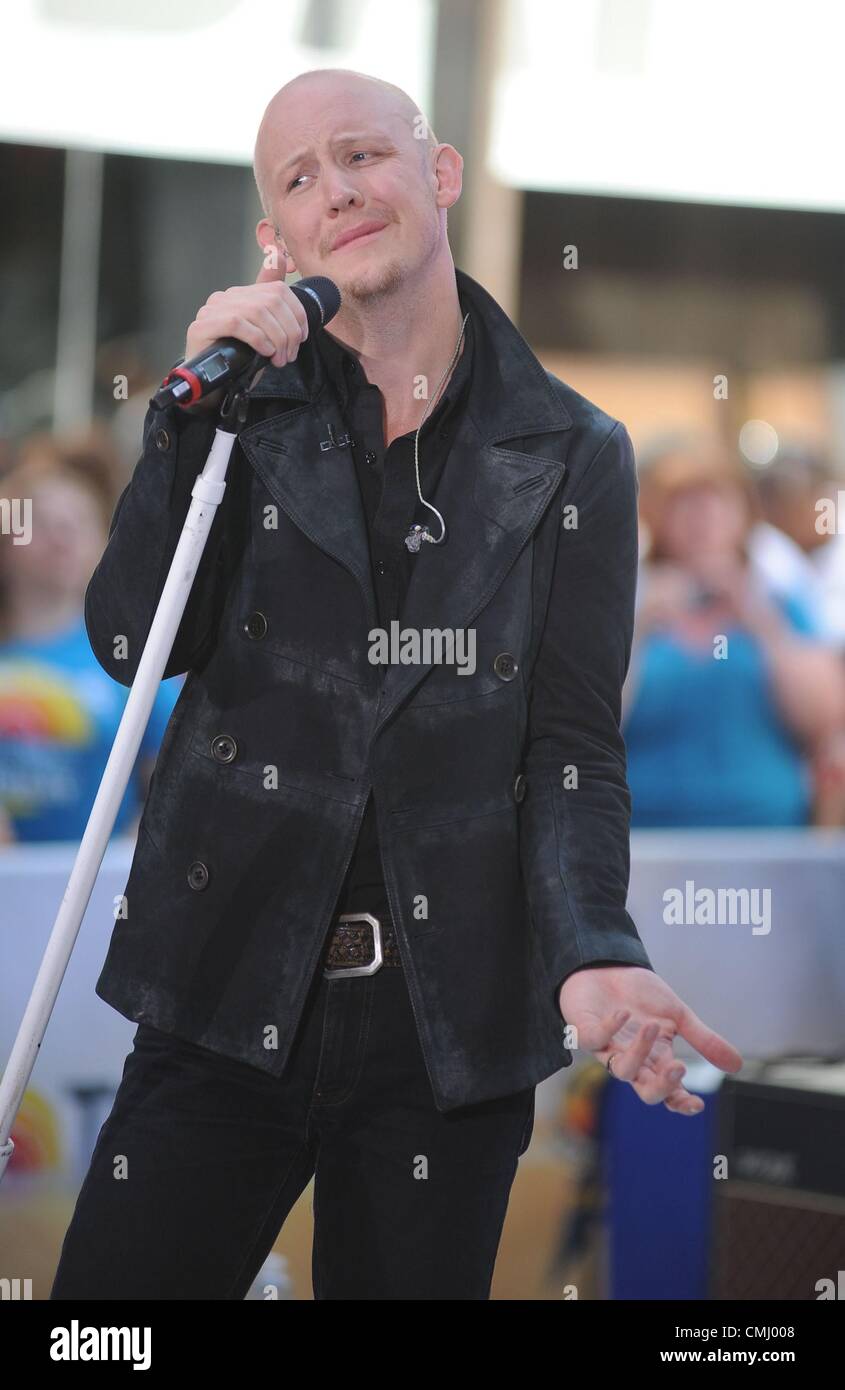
[152,275,341,410]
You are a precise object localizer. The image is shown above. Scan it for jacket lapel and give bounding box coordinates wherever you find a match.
[373,412,568,734]
[236,268,574,732]
[238,387,378,630]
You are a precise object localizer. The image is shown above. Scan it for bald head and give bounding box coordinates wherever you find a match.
[250,66,462,308]
[253,68,438,219]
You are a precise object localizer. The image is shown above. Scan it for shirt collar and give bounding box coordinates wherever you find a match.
[314,292,474,430]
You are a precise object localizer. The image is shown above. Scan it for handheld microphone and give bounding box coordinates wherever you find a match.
[152,275,341,410]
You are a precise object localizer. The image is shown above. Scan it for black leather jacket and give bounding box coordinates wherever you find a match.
[86,266,653,1111]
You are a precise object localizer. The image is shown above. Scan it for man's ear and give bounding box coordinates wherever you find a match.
[432,144,463,211]
[255,217,297,277]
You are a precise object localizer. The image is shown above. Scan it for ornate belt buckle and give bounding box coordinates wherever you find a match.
[323,911,384,978]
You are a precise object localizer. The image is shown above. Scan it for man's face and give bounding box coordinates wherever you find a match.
[255,79,457,305]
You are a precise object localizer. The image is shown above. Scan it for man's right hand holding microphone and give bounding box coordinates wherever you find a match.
[177,258,312,413]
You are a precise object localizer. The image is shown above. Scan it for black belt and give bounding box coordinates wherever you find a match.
[322,911,402,977]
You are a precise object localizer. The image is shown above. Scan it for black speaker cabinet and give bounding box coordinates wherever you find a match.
[710,1062,845,1300]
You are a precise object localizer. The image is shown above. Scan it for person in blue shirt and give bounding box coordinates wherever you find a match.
[0,435,182,844]
[623,437,845,827]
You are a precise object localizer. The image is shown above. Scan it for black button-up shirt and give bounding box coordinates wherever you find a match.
[313,293,475,930]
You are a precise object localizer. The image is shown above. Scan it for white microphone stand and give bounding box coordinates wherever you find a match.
[0,379,254,1182]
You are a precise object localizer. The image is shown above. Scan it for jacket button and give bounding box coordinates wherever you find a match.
[187,861,209,891]
[211,733,237,763]
[155,427,171,451]
[513,773,527,804]
[493,652,518,681]
[365,450,377,466]
[244,610,267,639]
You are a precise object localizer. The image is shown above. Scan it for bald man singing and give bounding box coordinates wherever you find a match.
[51,68,741,1301]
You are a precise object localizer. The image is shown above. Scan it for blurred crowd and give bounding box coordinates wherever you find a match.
[0,426,182,846]
[0,416,844,846]
[626,434,845,828]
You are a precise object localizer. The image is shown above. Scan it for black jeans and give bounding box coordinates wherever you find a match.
[50,953,535,1300]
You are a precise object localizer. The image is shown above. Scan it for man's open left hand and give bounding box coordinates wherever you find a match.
[558,965,743,1116]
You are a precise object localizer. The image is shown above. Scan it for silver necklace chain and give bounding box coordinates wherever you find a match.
[404,311,470,552]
